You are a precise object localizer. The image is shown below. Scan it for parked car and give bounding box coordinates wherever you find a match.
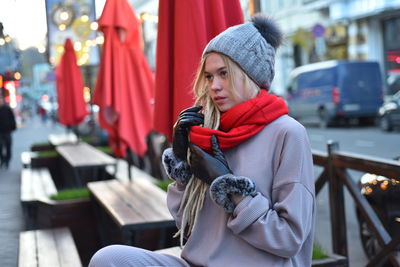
[356,156,400,259]
[286,60,384,127]
[379,90,400,131]
[387,73,400,95]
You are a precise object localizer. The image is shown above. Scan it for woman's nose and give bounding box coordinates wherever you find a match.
[210,78,222,91]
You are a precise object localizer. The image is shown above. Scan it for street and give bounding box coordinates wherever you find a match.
[306,125,400,159]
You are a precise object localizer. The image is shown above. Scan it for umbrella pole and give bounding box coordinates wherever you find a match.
[126,148,133,181]
[66,125,79,144]
[73,126,80,144]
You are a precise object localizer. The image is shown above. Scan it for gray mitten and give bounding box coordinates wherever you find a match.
[210,174,257,213]
[162,148,192,185]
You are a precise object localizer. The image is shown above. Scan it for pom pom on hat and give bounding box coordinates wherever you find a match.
[251,14,283,50]
[203,14,284,89]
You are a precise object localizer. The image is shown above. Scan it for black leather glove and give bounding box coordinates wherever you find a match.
[189,135,232,185]
[172,106,204,161]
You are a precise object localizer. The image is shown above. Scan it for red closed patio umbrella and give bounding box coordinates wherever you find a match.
[93,0,154,157]
[154,0,244,140]
[56,38,88,127]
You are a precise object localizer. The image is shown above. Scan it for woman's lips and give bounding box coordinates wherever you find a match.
[214,96,226,105]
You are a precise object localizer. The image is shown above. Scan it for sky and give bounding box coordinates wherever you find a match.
[0,0,106,50]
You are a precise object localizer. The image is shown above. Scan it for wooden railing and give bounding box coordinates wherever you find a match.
[314,140,400,267]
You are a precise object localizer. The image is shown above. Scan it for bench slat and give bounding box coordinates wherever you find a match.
[105,179,173,224]
[48,133,77,146]
[88,179,173,228]
[39,168,57,197]
[21,168,57,203]
[19,231,37,267]
[36,229,61,266]
[19,228,82,267]
[114,180,172,219]
[56,142,115,168]
[20,169,33,202]
[32,169,45,200]
[53,228,82,267]
[89,180,143,227]
[109,181,162,222]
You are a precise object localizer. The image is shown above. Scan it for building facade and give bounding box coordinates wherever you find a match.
[0,22,21,104]
[261,0,400,95]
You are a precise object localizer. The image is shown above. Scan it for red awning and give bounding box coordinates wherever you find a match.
[154,0,244,140]
[93,0,154,157]
[56,38,88,127]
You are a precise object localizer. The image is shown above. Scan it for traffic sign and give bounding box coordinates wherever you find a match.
[312,23,325,38]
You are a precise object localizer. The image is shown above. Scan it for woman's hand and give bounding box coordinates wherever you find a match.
[172,106,204,161]
[189,135,232,184]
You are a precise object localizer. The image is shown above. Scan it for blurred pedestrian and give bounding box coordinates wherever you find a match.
[0,97,16,169]
[89,14,315,267]
[37,105,48,124]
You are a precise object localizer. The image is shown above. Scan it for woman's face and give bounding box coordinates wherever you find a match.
[204,53,251,112]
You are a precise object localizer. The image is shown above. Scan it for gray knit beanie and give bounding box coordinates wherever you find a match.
[203,14,283,89]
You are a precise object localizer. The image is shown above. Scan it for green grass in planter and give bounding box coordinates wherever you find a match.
[81,135,94,143]
[37,150,59,157]
[155,179,173,192]
[50,188,90,201]
[312,243,328,260]
[37,150,58,158]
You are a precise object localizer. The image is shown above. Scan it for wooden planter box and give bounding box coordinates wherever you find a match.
[312,253,347,267]
[35,198,101,266]
[30,154,65,188]
[30,144,54,152]
[30,154,60,169]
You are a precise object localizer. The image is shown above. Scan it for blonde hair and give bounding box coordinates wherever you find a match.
[175,53,260,246]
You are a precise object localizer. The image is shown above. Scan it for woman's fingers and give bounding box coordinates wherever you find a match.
[179,105,203,116]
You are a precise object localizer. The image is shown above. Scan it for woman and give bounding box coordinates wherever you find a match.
[89,14,315,267]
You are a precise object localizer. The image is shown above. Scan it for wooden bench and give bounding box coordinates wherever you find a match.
[20,168,57,229]
[56,142,116,187]
[48,133,78,146]
[20,151,32,168]
[21,168,57,203]
[88,175,176,249]
[18,227,82,267]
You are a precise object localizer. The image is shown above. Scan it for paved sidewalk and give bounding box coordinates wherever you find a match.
[0,116,65,267]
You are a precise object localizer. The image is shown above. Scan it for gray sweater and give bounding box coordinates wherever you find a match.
[166,115,315,267]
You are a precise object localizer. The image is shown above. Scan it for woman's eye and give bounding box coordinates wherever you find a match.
[220,71,227,77]
[205,74,213,81]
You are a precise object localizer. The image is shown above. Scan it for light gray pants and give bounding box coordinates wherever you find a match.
[89,245,190,267]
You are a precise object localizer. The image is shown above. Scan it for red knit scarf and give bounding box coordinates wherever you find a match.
[189,90,289,153]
